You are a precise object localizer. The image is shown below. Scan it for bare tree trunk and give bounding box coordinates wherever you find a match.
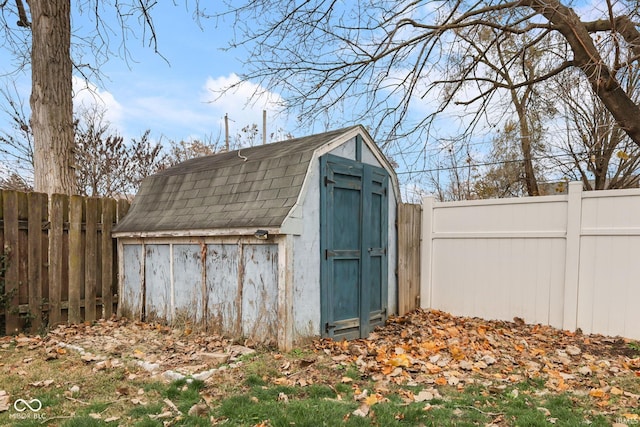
[28,0,75,195]
[517,115,539,196]
[509,88,539,196]
[528,0,640,148]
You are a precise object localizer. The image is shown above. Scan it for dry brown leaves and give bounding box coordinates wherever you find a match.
[0,317,254,381]
[313,309,640,412]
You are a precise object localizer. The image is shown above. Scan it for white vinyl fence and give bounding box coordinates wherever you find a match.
[420,182,640,340]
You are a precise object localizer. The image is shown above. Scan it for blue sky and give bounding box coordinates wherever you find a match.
[0,1,615,200]
[0,2,294,148]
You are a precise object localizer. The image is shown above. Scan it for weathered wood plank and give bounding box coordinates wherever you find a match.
[397,203,421,315]
[117,199,130,221]
[17,191,28,320]
[48,194,66,326]
[84,198,98,322]
[2,191,21,334]
[68,196,83,323]
[101,198,115,319]
[27,192,45,331]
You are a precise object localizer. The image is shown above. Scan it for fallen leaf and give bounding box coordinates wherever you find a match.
[354,389,368,401]
[273,377,292,386]
[352,404,370,417]
[0,391,10,412]
[188,403,208,416]
[277,392,289,403]
[610,386,623,395]
[537,407,551,416]
[388,353,410,367]
[364,394,379,406]
[149,411,173,420]
[81,352,99,362]
[29,379,54,387]
[414,390,434,402]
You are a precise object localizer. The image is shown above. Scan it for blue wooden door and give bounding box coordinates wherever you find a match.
[320,154,388,339]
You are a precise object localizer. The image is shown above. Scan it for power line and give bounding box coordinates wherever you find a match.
[395,151,591,175]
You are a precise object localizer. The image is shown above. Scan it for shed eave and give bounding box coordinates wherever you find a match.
[113,226,284,239]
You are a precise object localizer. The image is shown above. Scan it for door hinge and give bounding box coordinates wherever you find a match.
[325,249,337,259]
[324,176,335,186]
[325,322,336,333]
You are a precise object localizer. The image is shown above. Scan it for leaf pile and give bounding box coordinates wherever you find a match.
[314,309,640,413]
[27,317,255,379]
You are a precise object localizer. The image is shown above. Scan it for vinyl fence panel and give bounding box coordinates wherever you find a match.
[421,182,640,340]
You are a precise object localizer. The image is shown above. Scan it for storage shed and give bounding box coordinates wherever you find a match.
[113,125,400,349]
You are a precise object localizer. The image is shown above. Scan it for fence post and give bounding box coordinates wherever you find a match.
[420,196,435,309]
[563,182,582,331]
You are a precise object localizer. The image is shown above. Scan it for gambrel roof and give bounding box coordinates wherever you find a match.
[114,126,395,235]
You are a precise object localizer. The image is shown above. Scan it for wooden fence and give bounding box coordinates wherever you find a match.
[0,190,129,334]
[397,203,421,315]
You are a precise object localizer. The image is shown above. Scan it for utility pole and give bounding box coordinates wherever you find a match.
[224,113,229,151]
[262,110,267,145]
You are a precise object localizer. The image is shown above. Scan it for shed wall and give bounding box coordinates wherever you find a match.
[119,239,280,345]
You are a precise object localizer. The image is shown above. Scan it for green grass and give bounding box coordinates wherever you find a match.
[1,339,638,426]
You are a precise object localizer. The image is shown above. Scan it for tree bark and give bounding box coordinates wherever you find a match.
[28,0,75,195]
[527,0,640,149]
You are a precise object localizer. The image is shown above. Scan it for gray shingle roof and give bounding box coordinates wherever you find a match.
[114,126,360,233]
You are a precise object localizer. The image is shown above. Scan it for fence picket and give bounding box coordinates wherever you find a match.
[27,192,46,331]
[397,203,421,315]
[48,194,66,326]
[2,191,20,334]
[84,198,98,322]
[68,196,84,323]
[101,199,115,318]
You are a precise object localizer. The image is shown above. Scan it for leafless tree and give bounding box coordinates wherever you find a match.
[0,1,209,194]
[223,0,640,174]
[165,136,224,167]
[0,84,33,180]
[74,105,166,197]
[472,119,548,199]
[550,68,640,190]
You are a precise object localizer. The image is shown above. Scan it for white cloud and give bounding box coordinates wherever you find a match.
[72,76,123,127]
[202,73,290,140]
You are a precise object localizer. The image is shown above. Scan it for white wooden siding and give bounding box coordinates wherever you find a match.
[421,182,640,340]
[118,238,281,345]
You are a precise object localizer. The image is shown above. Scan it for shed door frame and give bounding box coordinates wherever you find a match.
[320,153,389,340]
